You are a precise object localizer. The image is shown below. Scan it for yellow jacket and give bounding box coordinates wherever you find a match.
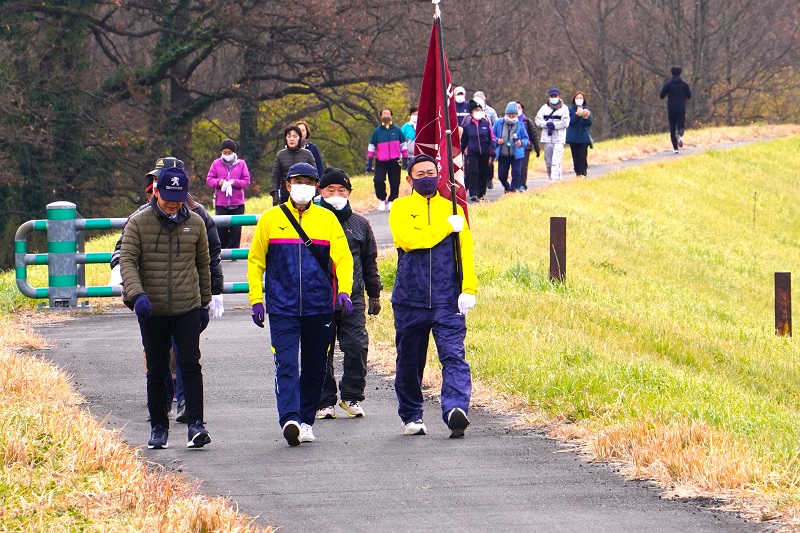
[248,202,353,316]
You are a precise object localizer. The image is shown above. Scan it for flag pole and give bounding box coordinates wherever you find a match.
[433,0,463,282]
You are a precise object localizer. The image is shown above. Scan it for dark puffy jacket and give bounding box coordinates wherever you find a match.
[302,140,325,178]
[120,199,211,315]
[271,146,316,203]
[460,117,495,156]
[566,105,593,145]
[111,195,223,295]
[660,76,692,112]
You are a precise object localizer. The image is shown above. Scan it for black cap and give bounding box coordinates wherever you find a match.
[407,153,437,173]
[319,167,352,190]
[220,139,237,152]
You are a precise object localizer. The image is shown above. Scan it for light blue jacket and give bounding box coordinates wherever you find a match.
[492,118,530,160]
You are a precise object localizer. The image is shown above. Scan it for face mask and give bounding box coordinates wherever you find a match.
[381,117,391,124]
[549,98,560,105]
[575,98,584,106]
[505,116,518,124]
[455,95,465,104]
[412,176,439,196]
[222,153,236,163]
[472,111,485,121]
[325,195,348,210]
[409,115,418,125]
[289,183,317,204]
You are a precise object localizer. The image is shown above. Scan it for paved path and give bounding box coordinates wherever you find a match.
[34,142,775,532]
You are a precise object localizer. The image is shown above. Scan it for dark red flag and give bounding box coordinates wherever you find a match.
[414,19,468,222]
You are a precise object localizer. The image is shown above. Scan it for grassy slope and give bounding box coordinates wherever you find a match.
[369,136,800,522]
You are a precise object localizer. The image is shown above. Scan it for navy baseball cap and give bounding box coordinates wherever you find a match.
[156,167,189,201]
[286,162,319,181]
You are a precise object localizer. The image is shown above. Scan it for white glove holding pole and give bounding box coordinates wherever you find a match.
[209,294,224,318]
[457,293,476,315]
[447,214,464,233]
[108,265,123,287]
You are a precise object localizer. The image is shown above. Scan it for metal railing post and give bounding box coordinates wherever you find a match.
[46,201,79,308]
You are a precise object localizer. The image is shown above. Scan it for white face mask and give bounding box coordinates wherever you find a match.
[409,115,418,125]
[289,183,317,204]
[325,195,348,210]
[455,95,465,104]
[472,111,485,121]
[549,97,560,105]
[222,153,236,163]
[575,98,584,106]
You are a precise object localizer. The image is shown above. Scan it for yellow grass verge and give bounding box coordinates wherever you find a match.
[0,314,270,532]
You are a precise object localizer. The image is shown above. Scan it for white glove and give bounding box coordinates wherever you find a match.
[447,214,464,233]
[107,265,123,286]
[225,181,234,197]
[220,180,232,194]
[457,293,476,315]
[210,294,224,318]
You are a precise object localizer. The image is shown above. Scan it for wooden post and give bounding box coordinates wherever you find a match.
[775,272,791,336]
[550,217,566,283]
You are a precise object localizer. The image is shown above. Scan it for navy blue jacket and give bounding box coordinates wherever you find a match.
[566,105,593,145]
[660,76,692,112]
[460,117,496,156]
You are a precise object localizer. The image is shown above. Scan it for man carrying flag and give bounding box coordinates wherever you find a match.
[388,6,478,438]
[388,154,477,438]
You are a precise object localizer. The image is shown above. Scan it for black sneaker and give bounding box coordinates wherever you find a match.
[175,399,187,423]
[187,421,211,448]
[148,425,168,449]
[447,407,470,438]
[677,134,683,148]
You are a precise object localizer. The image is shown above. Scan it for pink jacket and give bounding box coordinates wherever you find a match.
[206,157,250,207]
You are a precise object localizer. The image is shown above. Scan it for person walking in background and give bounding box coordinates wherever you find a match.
[660,66,692,154]
[367,108,408,212]
[492,102,530,193]
[535,88,571,182]
[315,167,383,420]
[271,125,316,205]
[295,120,325,178]
[473,91,498,125]
[248,162,354,446]
[454,86,470,125]
[120,166,212,450]
[206,139,250,250]
[566,92,593,179]
[516,101,541,191]
[402,107,418,155]
[460,99,495,202]
[388,154,478,438]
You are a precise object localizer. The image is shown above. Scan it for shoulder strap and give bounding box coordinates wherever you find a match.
[279,204,333,281]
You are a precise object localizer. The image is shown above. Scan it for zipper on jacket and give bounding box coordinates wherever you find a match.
[298,209,303,316]
[427,198,432,308]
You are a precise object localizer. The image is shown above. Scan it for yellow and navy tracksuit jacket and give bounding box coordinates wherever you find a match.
[388,191,477,309]
[248,202,353,316]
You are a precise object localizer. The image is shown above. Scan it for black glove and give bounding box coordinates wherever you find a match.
[402,157,408,170]
[368,297,381,315]
[200,307,210,332]
[546,121,555,136]
[271,192,280,206]
[536,150,541,158]
[366,158,374,173]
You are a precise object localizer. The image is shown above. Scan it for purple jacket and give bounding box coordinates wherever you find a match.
[206,157,250,207]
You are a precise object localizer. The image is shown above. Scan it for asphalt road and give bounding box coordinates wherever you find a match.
[34,142,775,532]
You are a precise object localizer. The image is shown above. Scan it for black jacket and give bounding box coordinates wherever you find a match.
[660,76,692,112]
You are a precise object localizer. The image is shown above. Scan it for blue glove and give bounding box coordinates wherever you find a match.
[546,121,555,136]
[366,159,374,173]
[337,293,353,316]
[134,295,152,319]
[199,307,209,332]
[251,303,265,328]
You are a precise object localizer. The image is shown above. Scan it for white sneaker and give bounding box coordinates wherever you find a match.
[299,423,315,443]
[403,419,427,435]
[386,201,393,211]
[316,405,336,419]
[377,200,387,211]
[282,420,301,446]
[339,400,365,418]
[674,149,679,154]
